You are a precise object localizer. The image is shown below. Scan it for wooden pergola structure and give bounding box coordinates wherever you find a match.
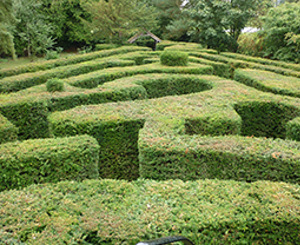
[128,30,162,51]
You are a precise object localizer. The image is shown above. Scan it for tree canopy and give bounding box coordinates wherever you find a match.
[0,0,17,58]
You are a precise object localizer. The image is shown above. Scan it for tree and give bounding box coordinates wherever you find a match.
[82,0,157,44]
[184,0,261,52]
[40,0,93,47]
[260,2,300,62]
[0,0,17,58]
[247,0,274,28]
[13,0,56,57]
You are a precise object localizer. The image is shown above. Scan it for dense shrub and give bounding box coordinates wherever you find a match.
[260,2,300,63]
[160,50,188,66]
[237,32,264,56]
[46,78,65,92]
[0,58,135,93]
[234,69,300,98]
[0,135,99,191]
[0,114,18,143]
[0,46,150,79]
[1,179,300,244]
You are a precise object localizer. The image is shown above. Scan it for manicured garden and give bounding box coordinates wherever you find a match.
[1,42,300,244]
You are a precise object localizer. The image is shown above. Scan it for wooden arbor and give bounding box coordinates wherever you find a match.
[128,31,162,51]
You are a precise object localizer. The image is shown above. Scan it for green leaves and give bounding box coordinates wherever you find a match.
[185,0,261,52]
[260,2,300,62]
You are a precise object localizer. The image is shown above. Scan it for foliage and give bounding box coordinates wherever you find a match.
[12,0,56,57]
[0,0,17,58]
[0,113,18,144]
[81,0,157,44]
[39,0,92,46]
[46,78,65,92]
[150,0,190,41]
[1,179,300,244]
[237,32,264,56]
[0,135,99,191]
[0,46,149,79]
[185,0,261,52]
[160,50,188,66]
[260,2,300,62]
[44,47,63,60]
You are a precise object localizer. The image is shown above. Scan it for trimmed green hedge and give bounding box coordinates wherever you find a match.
[0,58,135,93]
[234,69,300,98]
[0,114,18,143]
[189,56,232,78]
[0,98,49,140]
[46,78,65,92]
[160,50,188,66]
[192,52,300,78]
[49,110,145,180]
[222,51,300,72]
[139,125,300,183]
[1,179,300,244]
[0,135,99,191]
[48,75,216,180]
[49,74,300,183]
[65,63,213,88]
[0,46,150,79]
[94,43,119,51]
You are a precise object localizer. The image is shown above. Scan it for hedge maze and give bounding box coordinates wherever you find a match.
[1,43,300,244]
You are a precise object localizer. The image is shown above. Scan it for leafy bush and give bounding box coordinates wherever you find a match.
[44,47,63,60]
[237,32,264,56]
[160,50,188,66]
[260,2,300,62]
[46,78,65,92]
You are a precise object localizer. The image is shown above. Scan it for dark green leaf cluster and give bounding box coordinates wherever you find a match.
[260,2,300,63]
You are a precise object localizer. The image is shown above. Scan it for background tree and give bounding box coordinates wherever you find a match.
[82,0,157,44]
[40,0,92,48]
[185,0,261,52]
[260,2,300,62]
[13,0,56,57]
[0,0,17,58]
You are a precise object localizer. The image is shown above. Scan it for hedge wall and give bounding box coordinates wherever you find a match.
[0,58,135,93]
[48,75,218,180]
[0,114,18,143]
[189,56,232,78]
[64,63,213,88]
[0,98,49,140]
[49,108,145,180]
[191,52,300,78]
[0,135,99,191]
[234,69,300,98]
[0,46,150,79]
[49,72,300,183]
[221,52,300,72]
[0,179,300,244]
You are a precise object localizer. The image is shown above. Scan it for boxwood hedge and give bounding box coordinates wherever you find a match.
[0,135,99,191]
[0,179,299,244]
[0,114,18,143]
[0,46,150,79]
[49,73,300,183]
